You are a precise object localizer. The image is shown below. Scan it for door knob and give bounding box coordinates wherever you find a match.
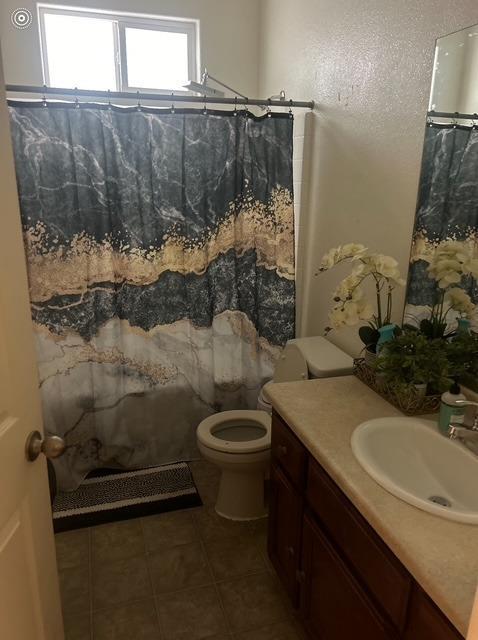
[25,430,66,461]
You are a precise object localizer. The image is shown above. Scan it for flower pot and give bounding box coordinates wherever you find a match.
[364,348,378,367]
[413,383,427,400]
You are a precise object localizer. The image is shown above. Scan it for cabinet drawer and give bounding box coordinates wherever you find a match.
[307,458,410,630]
[271,411,307,489]
[404,585,464,640]
[300,514,395,640]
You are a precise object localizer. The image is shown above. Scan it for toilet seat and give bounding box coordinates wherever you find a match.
[197,410,271,454]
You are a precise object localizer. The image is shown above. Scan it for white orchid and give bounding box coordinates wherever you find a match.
[444,288,476,318]
[319,243,367,271]
[329,291,374,329]
[419,240,478,337]
[427,240,478,288]
[318,244,405,340]
[333,273,363,301]
[372,255,405,285]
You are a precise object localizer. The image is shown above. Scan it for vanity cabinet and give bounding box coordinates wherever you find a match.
[268,411,465,640]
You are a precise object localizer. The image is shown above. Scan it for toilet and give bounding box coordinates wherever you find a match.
[196,336,353,520]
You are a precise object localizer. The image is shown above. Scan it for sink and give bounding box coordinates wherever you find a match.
[351,417,478,524]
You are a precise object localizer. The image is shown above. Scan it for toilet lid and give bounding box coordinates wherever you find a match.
[197,410,271,454]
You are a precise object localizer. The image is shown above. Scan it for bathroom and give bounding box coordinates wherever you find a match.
[0,0,478,639]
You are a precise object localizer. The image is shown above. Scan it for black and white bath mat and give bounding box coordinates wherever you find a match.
[52,462,202,532]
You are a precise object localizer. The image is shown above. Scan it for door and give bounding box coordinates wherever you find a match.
[0,57,64,639]
[267,463,303,604]
[300,514,394,640]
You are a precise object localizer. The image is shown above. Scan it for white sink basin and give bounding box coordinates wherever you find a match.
[351,417,478,524]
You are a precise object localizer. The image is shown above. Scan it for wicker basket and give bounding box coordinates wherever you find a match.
[353,358,441,415]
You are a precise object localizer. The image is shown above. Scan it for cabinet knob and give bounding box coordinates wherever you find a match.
[286,546,295,557]
[277,445,287,456]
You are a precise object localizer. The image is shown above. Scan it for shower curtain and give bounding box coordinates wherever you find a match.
[8,103,295,490]
[405,123,478,323]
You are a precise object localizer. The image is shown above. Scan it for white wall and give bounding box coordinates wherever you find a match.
[0,0,260,96]
[259,0,478,356]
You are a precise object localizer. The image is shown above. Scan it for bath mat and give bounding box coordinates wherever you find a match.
[52,462,202,532]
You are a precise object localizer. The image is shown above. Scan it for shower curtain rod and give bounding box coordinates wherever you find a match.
[5,84,315,110]
[427,110,478,120]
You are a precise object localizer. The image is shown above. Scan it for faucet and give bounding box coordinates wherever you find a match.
[447,399,478,455]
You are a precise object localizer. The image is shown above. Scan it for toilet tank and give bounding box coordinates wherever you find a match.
[273,336,353,382]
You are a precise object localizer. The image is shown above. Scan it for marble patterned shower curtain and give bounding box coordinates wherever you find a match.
[405,124,478,325]
[8,103,295,490]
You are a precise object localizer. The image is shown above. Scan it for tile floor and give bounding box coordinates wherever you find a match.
[56,460,305,640]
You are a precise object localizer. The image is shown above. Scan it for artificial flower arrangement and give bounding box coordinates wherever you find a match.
[416,240,478,339]
[318,240,478,412]
[318,243,405,354]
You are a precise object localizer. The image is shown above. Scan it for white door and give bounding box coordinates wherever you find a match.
[0,56,64,639]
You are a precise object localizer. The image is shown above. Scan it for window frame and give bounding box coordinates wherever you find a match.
[37,4,199,95]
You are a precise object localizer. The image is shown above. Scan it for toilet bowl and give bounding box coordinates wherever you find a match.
[196,336,354,520]
[197,410,271,520]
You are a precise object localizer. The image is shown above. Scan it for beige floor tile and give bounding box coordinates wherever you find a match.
[193,507,250,542]
[142,510,198,551]
[156,585,227,640]
[59,565,90,618]
[63,612,92,640]
[218,573,288,633]
[205,535,266,580]
[55,529,90,571]
[148,541,212,594]
[91,519,145,564]
[248,518,269,549]
[93,598,160,640]
[92,554,152,610]
[233,620,305,640]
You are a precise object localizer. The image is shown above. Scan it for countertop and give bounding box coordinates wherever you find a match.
[267,376,478,637]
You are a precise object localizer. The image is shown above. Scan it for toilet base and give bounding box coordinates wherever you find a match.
[215,467,267,521]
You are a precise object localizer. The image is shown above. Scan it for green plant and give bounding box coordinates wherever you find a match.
[444,330,478,382]
[374,330,449,391]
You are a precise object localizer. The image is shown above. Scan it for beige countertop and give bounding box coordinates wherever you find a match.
[267,376,478,637]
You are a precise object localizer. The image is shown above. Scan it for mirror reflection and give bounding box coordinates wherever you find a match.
[430,23,478,115]
[405,23,478,391]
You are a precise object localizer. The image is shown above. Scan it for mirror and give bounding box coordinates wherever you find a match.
[404,24,478,391]
[429,24,478,116]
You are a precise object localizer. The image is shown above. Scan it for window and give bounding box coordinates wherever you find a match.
[38,4,198,93]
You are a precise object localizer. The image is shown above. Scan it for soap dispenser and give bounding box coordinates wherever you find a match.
[438,381,466,435]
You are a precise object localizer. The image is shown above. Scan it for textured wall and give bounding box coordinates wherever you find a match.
[259,0,478,355]
[0,0,260,96]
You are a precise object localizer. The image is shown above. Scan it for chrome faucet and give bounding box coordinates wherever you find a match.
[447,399,478,455]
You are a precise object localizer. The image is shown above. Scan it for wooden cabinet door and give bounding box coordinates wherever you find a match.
[300,514,396,640]
[268,463,303,604]
[404,586,464,640]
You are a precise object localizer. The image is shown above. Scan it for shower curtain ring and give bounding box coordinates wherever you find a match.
[203,94,208,115]
[426,114,433,127]
[243,97,249,116]
[74,87,80,109]
[136,91,142,111]
[42,83,47,107]
[170,92,175,114]
[473,114,478,130]
[267,98,272,118]
[233,96,238,116]
[452,112,458,128]
[288,99,293,118]
[107,89,112,110]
